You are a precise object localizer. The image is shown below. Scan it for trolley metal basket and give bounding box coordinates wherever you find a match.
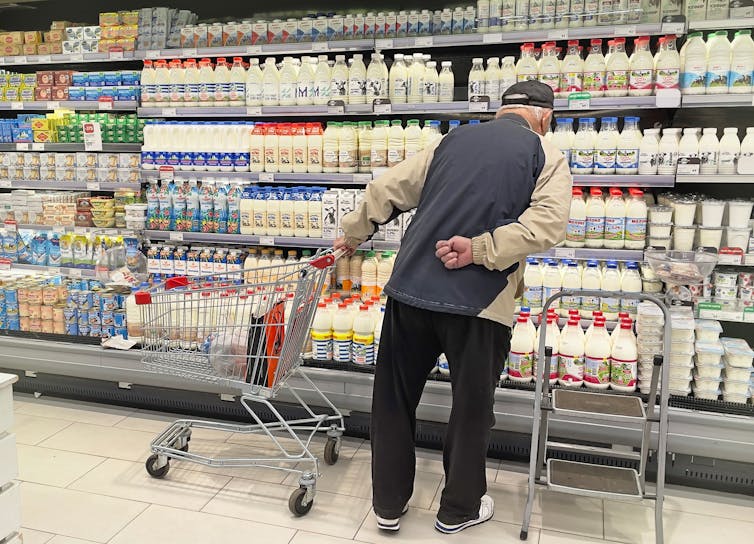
[135,249,345,516]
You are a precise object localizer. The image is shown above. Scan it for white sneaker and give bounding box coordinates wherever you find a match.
[376,504,409,531]
[434,495,494,534]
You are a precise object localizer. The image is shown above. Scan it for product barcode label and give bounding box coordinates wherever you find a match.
[15,143,29,150]
[482,32,503,44]
[258,172,274,182]
[375,39,394,49]
[32,143,44,151]
[415,36,433,47]
[169,232,184,242]
[259,236,274,245]
[46,101,61,109]
[547,30,568,40]
[109,51,125,60]
[86,182,100,190]
[246,106,262,115]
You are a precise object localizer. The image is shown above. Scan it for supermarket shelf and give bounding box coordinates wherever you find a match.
[0,100,138,112]
[16,224,133,235]
[572,175,675,187]
[0,180,142,191]
[0,143,141,152]
[140,169,373,184]
[688,18,754,31]
[142,230,400,250]
[676,175,754,184]
[553,95,666,110]
[529,247,645,261]
[5,263,96,278]
[0,51,138,67]
[681,94,754,108]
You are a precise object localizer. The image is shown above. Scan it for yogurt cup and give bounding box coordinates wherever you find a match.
[738,271,754,288]
[727,200,754,229]
[696,226,724,250]
[713,286,738,299]
[673,198,697,227]
[648,222,672,238]
[713,270,738,287]
[739,286,754,301]
[724,227,751,250]
[647,235,671,249]
[673,225,696,251]
[695,363,723,379]
[696,341,724,365]
[701,199,725,227]
[648,205,673,223]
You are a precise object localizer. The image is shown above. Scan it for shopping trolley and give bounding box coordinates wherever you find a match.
[135,249,345,516]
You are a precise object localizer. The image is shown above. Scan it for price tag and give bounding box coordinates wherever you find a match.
[259,236,275,246]
[614,25,637,37]
[655,88,681,108]
[68,268,82,278]
[327,99,345,114]
[661,22,686,35]
[246,106,262,115]
[353,173,373,182]
[14,56,27,64]
[86,182,100,191]
[312,42,329,52]
[83,121,103,151]
[11,102,23,110]
[15,143,29,151]
[372,98,392,114]
[3,220,17,232]
[547,30,569,40]
[0,258,11,271]
[482,32,503,44]
[98,101,113,110]
[37,55,52,63]
[568,92,592,110]
[52,226,65,234]
[415,36,433,47]
[744,308,754,323]
[246,46,262,54]
[73,227,87,234]
[32,143,44,151]
[0,58,4,65]
[169,231,184,242]
[145,50,161,59]
[0,180,12,188]
[158,166,175,181]
[719,248,744,265]
[676,157,700,175]
[554,248,576,259]
[375,39,394,49]
[181,48,197,57]
[46,101,61,110]
[70,53,84,62]
[259,172,274,182]
[161,107,177,116]
[109,50,124,60]
[468,95,490,112]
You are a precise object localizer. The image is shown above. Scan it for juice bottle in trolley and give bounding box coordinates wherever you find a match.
[610,319,638,392]
[558,318,585,387]
[509,314,535,382]
[584,317,611,389]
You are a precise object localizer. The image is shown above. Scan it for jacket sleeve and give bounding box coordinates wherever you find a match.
[340,139,440,246]
[470,138,572,272]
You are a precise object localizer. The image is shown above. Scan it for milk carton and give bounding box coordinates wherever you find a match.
[282,20,298,43]
[237,22,252,45]
[251,22,268,44]
[268,21,284,44]
[375,13,387,38]
[312,18,328,42]
[396,11,408,37]
[207,24,223,48]
[337,190,356,237]
[364,13,377,38]
[386,13,397,37]
[322,189,339,239]
[328,16,344,41]
[640,0,661,22]
[418,10,431,35]
[385,215,403,242]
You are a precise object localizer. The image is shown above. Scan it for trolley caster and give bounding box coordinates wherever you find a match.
[324,437,340,465]
[520,529,528,541]
[289,487,314,516]
[178,443,189,452]
[145,454,170,479]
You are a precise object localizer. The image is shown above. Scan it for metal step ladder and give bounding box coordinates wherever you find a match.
[520,290,671,544]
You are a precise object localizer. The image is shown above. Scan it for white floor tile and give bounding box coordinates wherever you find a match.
[20,482,148,543]
[202,477,372,540]
[38,423,155,462]
[18,528,55,544]
[539,529,606,543]
[68,458,231,511]
[496,463,531,488]
[47,537,99,544]
[110,504,295,544]
[12,414,73,446]
[289,531,371,544]
[13,396,134,426]
[604,500,754,544]
[114,410,234,442]
[16,445,105,487]
[662,485,754,521]
[356,508,540,543]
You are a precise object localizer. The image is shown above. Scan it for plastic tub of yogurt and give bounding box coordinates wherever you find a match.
[695,320,723,342]
[648,205,673,223]
[673,199,697,226]
[695,341,724,365]
[647,236,672,249]
[696,226,724,250]
[727,200,754,228]
[721,337,754,367]
[723,363,753,382]
[713,270,738,287]
[701,199,726,227]
[648,223,672,238]
[692,385,720,400]
[673,225,697,251]
[724,227,751,250]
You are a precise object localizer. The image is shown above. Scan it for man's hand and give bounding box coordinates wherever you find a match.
[435,236,473,270]
[334,236,358,257]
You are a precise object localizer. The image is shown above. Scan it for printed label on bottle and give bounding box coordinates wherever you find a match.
[281,211,293,230]
[680,70,705,91]
[581,295,599,313]
[595,149,617,170]
[606,70,628,91]
[600,296,620,314]
[371,149,387,168]
[534,351,560,380]
[562,73,583,93]
[296,83,310,100]
[571,148,595,170]
[352,333,374,365]
[706,68,729,90]
[729,68,752,90]
[719,150,737,171]
[620,298,638,315]
[539,73,560,93]
[331,78,347,97]
[543,286,561,308]
[309,148,321,166]
[604,216,625,241]
[625,217,647,241]
[279,82,296,102]
[294,212,307,230]
[229,83,245,102]
[656,151,678,171]
[610,356,637,387]
[638,150,657,173]
[558,353,584,384]
[266,213,278,231]
[561,294,581,313]
[517,73,538,83]
[468,80,484,97]
[566,218,586,243]
[323,149,339,168]
[583,71,605,93]
[655,68,679,90]
[629,69,653,90]
[262,82,277,102]
[387,148,404,165]
[585,216,605,240]
[523,285,543,309]
[699,150,718,171]
[584,355,610,385]
[316,80,331,99]
[616,148,639,169]
[253,211,265,229]
[333,331,353,363]
[508,350,533,379]
[294,148,305,166]
[349,79,366,97]
[338,149,356,167]
[311,330,332,361]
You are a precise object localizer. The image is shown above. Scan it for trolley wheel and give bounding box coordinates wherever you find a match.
[324,437,340,465]
[145,454,170,479]
[520,529,528,541]
[289,487,314,516]
[178,443,189,452]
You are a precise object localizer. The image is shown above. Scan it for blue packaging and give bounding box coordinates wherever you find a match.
[88,312,101,326]
[72,73,89,86]
[90,324,101,337]
[65,322,79,335]
[63,306,78,323]
[67,87,87,101]
[78,324,90,336]
[91,291,101,310]
[4,287,18,305]
[11,127,33,142]
[115,326,128,338]
[103,71,122,86]
[78,290,93,308]
[100,87,117,100]
[117,86,139,101]
[121,71,140,86]
[5,302,18,316]
[101,311,114,326]
[7,315,20,331]
[87,72,106,86]
[102,325,115,338]
[113,310,126,327]
[77,311,89,326]
[85,87,102,101]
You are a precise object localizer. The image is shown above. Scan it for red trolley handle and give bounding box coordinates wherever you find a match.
[134,275,190,305]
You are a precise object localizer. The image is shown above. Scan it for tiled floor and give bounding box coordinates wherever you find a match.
[9,393,754,543]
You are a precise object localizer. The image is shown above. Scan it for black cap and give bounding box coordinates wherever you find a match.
[501,81,554,110]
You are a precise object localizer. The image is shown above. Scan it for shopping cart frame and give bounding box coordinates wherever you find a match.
[135,249,346,516]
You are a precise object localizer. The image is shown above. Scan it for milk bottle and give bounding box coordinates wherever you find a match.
[514,0,530,30]
[500,56,517,94]
[543,261,562,314]
[293,188,309,236]
[583,39,606,97]
[605,38,629,96]
[560,41,584,98]
[264,124,279,173]
[350,252,363,294]
[706,31,732,94]
[348,54,367,104]
[558,318,585,387]
[616,116,641,175]
[306,123,323,173]
[213,57,232,106]
[604,188,626,249]
[595,116,618,174]
[424,60,439,102]
[407,53,426,103]
[585,187,605,248]
[518,308,537,339]
[331,55,349,101]
[277,124,293,173]
[730,30,754,93]
[352,306,375,365]
[509,315,535,382]
[699,128,720,174]
[654,35,680,91]
[313,55,332,105]
[566,187,587,248]
[292,123,308,173]
[485,57,502,101]
[338,121,358,173]
[167,60,186,106]
[371,120,389,169]
[228,57,246,107]
[377,252,393,294]
[538,43,561,94]
[610,319,637,391]
[678,127,700,169]
[629,36,654,96]
[529,0,544,29]
[278,57,298,106]
[404,119,422,159]
[262,58,280,106]
[296,57,316,106]
[439,61,455,102]
[638,127,660,175]
[141,60,157,106]
[571,117,596,174]
[311,303,333,361]
[600,262,621,320]
[561,261,582,318]
[534,315,560,384]
[468,57,486,99]
[611,315,630,343]
[657,127,681,175]
[323,122,340,173]
[551,117,574,166]
[249,124,265,173]
[387,120,405,167]
[244,59,263,106]
[197,58,216,107]
[580,261,601,318]
[516,44,539,82]
[366,53,387,100]
[620,262,642,315]
[361,251,378,298]
[625,189,647,249]
[357,121,372,173]
[523,258,544,314]
[389,53,408,103]
[308,188,323,237]
[249,191,266,235]
[584,319,611,389]
[680,32,707,95]
[152,59,170,105]
[719,127,740,175]
[265,189,281,236]
[332,303,354,363]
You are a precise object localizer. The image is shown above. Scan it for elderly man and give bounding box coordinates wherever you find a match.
[336,80,573,535]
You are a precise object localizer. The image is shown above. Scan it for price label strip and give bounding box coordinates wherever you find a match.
[327,99,345,114]
[468,95,490,112]
[373,98,392,114]
[568,92,592,110]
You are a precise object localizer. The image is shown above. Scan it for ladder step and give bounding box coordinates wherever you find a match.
[546,459,643,501]
[546,441,641,461]
[552,389,646,421]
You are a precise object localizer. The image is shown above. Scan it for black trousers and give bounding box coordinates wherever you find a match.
[371,297,510,525]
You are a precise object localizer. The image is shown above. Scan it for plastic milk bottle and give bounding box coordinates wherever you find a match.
[509,314,535,382]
